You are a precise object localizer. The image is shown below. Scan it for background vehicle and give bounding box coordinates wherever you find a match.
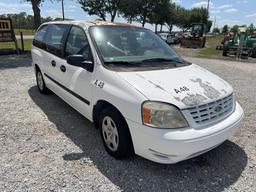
[158,32,181,45]
[158,33,173,44]
[222,27,256,58]
[180,23,207,48]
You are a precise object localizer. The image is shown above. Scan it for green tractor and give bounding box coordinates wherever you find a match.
[223,27,256,58]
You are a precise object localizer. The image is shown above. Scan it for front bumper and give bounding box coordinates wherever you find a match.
[127,102,244,164]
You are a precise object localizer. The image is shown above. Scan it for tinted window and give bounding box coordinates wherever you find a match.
[33,25,48,48]
[65,26,92,60]
[34,25,48,42]
[45,24,69,56]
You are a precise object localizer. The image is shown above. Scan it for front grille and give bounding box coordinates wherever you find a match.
[188,94,234,125]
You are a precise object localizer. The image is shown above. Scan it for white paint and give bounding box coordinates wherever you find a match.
[31,20,244,164]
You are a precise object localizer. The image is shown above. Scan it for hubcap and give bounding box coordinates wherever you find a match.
[102,116,119,151]
[37,71,44,91]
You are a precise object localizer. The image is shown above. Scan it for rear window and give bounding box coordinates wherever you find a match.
[33,25,48,48]
[34,25,48,42]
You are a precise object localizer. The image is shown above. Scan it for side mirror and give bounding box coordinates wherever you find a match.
[67,55,93,72]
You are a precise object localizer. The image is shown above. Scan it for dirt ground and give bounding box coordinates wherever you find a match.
[0,54,255,192]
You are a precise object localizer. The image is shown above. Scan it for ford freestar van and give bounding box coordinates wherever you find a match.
[31,20,244,164]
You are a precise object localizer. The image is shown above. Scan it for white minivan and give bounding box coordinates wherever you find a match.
[31,20,244,164]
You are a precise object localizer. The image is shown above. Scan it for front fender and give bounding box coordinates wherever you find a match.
[92,65,147,123]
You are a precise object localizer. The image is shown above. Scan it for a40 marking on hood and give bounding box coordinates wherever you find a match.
[174,86,190,94]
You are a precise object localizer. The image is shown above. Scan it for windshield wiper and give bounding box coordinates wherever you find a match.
[142,57,181,63]
[142,57,185,63]
[104,61,142,66]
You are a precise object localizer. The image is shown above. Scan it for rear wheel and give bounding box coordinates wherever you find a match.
[251,47,256,58]
[223,48,228,56]
[36,69,49,94]
[99,108,133,159]
[202,37,206,48]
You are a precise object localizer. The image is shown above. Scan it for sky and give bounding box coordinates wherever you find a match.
[0,0,255,30]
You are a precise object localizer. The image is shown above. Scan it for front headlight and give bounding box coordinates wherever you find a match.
[142,101,188,128]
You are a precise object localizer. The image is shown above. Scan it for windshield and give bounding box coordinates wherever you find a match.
[89,26,181,64]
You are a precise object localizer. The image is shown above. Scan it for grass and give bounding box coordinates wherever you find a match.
[0,39,33,51]
[198,47,222,58]
[197,35,223,58]
[14,29,35,36]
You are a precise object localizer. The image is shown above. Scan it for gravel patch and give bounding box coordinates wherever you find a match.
[0,54,255,192]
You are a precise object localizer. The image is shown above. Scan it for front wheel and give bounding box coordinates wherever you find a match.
[99,108,133,159]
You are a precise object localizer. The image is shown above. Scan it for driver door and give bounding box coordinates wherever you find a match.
[57,25,94,119]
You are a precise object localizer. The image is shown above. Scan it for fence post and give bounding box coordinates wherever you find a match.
[20,31,24,53]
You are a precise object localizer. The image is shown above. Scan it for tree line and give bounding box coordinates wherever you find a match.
[212,23,255,35]
[0,12,53,30]
[2,0,255,35]
[78,0,212,33]
[0,0,212,32]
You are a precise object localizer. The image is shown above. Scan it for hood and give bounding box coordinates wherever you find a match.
[117,64,233,109]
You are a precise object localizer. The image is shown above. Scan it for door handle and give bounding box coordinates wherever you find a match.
[60,65,66,72]
[51,60,56,67]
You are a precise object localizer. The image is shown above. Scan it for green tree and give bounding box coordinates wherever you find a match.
[190,7,211,32]
[212,27,220,33]
[247,23,255,35]
[133,0,159,27]
[230,25,239,33]
[25,0,42,29]
[119,0,160,27]
[222,25,229,34]
[148,0,171,32]
[25,0,61,29]
[119,0,137,23]
[164,2,177,33]
[174,7,211,32]
[174,7,191,31]
[78,0,119,22]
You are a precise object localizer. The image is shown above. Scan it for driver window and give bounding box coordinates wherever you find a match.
[65,26,92,60]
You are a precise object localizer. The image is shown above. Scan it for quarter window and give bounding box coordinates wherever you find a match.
[65,26,92,61]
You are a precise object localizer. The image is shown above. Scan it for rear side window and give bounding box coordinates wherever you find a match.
[45,24,69,57]
[33,25,48,48]
[65,26,92,61]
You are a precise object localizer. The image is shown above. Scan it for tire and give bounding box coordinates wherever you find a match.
[223,48,228,56]
[36,68,49,94]
[99,108,133,159]
[251,48,256,58]
[202,37,206,48]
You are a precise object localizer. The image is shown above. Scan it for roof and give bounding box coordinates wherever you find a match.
[42,20,138,29]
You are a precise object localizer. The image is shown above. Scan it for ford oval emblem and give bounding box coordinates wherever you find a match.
[214,106,223,113]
